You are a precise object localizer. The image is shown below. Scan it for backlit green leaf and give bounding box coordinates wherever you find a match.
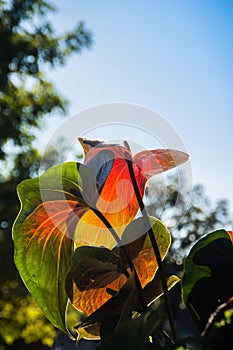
[12,162,91,336]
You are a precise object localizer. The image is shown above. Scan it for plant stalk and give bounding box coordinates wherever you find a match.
[126,158,178,341]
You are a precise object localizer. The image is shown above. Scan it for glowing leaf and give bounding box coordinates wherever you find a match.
[75,145,142,249]
[67,270,128,316]
[130,217,171,289]
[12,162,92,336]
[75,273,136,341]
[133,148,189,180]
[67,216,171,316]
[76,274,179,340]
[76,138,189,249]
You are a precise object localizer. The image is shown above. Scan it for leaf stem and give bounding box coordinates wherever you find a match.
[201,296,233,337]
[126,157,178,341]
[90,206,147,311]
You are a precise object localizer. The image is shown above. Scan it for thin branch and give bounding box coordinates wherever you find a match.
[201,296,233,337]
[126,157,178,341]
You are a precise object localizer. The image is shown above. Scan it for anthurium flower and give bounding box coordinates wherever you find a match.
[75,138,189,248]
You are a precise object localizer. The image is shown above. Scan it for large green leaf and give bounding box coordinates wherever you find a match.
[12,162,93,336]
[182,230,233,330]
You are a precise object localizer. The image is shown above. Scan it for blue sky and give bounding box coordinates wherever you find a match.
[41,0,233,210]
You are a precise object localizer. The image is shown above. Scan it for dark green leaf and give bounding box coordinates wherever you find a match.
[66,246,125,292]
[97,308,165,350]
[182,229,233,330]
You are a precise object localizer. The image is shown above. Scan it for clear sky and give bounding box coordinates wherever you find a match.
[40,0,233,210]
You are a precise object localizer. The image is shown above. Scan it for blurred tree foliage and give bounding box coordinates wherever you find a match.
[0,0,92,348]
[145,175,232,266]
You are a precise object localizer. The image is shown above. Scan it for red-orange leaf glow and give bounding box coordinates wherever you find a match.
[69,246,165,315]
[75,138,189,249]
[228,231,233,244]
[23,201,85,243]
[68,218,171,315]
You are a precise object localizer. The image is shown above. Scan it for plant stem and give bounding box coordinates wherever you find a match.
[201,296,233,337]
[126,158,178,341]
[91,206,147,311]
